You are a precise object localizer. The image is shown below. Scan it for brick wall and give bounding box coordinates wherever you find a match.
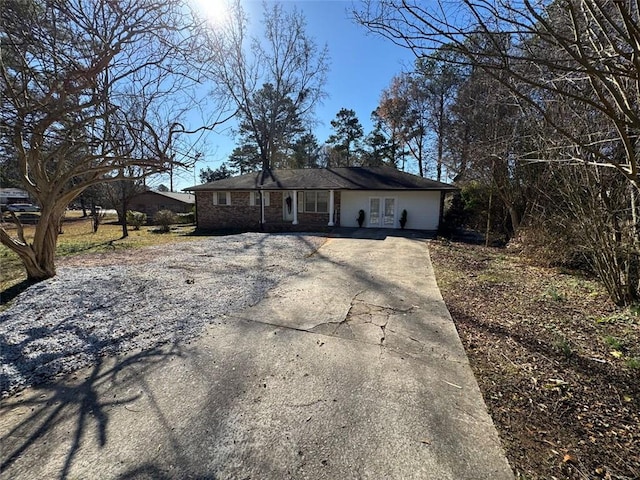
[195,190,342,231]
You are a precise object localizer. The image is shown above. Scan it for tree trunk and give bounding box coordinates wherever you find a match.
[120,197,129,239]
[80,198,88,217]
[508,205,520,236]
[485,187,493,248]
[91,203,100,233]
[436,135,443,182]
[0,208,62,282]
[418,138,424,177]
[22,249,56,281]
[437,94,444,182]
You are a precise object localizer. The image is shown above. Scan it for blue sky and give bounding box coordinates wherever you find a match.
[173,1,417,189]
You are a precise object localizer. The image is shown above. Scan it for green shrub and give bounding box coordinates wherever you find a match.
[126,210,147,230]
[153,209,178,233]
[176,212,195,224]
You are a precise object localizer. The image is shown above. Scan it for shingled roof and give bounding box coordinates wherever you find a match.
[184,167,456,192]
[134,190,195,203]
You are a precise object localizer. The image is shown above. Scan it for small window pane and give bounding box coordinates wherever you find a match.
[217,192,228,205]
[305,192,316,212]
[383,198,395,225]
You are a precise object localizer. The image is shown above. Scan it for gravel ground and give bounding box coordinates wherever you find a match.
[0,233,326,397]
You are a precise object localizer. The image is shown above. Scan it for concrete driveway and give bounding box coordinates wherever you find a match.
[0,234,513,480]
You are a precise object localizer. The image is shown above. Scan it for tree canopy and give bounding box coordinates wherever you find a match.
[205,0,329,171]
[0,0,226,280]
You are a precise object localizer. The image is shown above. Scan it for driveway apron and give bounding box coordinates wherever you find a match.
[0,235,514,480]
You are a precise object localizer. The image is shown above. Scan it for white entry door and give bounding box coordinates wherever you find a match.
[369,197,396,227]
[283,192,294,221]
[369,197,381,226]
[383,197,396,226]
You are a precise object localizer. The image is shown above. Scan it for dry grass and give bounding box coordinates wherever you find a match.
[0,212,198,292]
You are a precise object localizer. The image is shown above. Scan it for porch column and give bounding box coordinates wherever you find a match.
[292,190,298,225]
[260,188,265,226]
[328,189,335,226]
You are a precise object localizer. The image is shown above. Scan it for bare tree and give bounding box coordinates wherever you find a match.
[354,0,640,188]
[530,161,640,305]
[452,66,532,235]
[205,1,329,171]
[376,80,409,169]
[0,0,227,281]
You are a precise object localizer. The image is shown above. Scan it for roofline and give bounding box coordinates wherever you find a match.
[185,186,457,191]
[137,190,195,200]
[182,167,458,192]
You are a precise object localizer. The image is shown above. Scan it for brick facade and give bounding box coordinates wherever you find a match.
[195,190,342,231]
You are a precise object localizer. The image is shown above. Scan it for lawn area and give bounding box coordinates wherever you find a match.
[0,211,198,292]
[429,239,640,480]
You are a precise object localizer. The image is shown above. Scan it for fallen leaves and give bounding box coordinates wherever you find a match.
[429,239,640,480]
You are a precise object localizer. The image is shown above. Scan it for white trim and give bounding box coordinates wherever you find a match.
[213,191,231,206]
[292,189,298,225]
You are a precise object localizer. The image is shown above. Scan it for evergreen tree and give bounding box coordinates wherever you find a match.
[326,108,364,167]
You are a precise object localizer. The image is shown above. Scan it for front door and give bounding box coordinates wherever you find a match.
[383,197,396,227]
[369,197,396,228]
[283,192,294,221]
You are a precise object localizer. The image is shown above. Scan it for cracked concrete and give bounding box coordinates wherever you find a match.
[237,235,470,364]
[0,233,514,480]
[307,293,405,347]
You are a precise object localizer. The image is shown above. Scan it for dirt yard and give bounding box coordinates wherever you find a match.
[429,239,640,480]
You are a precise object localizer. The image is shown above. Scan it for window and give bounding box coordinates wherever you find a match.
[302,191,329,213]
[317,191,328,213]
[304,192,316,212]
[213,192,231,206]
[250,191,270,206]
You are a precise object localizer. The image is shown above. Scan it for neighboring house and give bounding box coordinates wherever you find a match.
[185,167,457,232]
[129,190,195,218]
[0,188,30,210]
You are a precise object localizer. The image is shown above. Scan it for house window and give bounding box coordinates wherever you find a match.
[250,191,270,206]
[213,192,231,206]
[302,191,328,213]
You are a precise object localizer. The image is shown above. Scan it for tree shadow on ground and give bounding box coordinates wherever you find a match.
[0,344,186,480]
[0,279,36,306]
[449,305,638,392]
